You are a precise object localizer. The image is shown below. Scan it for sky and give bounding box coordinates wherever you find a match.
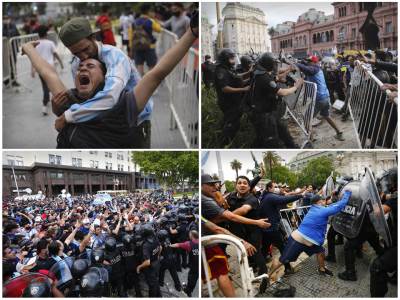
[202,2,334,34]
[201,150,303,181]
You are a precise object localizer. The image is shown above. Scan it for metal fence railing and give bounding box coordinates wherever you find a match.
[3,37,11,86]
[348,60,397,149]
[279,205,311,238]
[283,81,317,147]
[156,29,199,148]
[201,234,267,297]
[7,31,59,88]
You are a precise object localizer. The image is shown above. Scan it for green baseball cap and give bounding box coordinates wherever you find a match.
[59,17,95,47]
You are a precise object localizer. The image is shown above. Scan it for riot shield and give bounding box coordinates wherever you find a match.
[332,180,367,239]
[48,256,74,290]
[3,273,49,297]
[360,167,392,247]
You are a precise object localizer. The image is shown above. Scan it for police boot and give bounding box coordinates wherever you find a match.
[338,270,357,281]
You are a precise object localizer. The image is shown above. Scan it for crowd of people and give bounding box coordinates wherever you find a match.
[202,48,398,148]
[201,165,397,297]
[3,190,199,297]
[3,3,198,148]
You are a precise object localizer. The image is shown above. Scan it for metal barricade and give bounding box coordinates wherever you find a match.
[283,81,317,146]
[3,37,11,85]
[348,60,397,148]
[279,205,311,238]
[8,31,59,86]
[156,29,199,148]
[201,234,267,297]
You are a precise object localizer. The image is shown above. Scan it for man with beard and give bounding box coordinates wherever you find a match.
[163,3,190,38]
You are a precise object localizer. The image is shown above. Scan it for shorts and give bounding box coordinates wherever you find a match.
[134,48,157,67]
[279,236,325,264]
[314,97,331,118]
[201,245,229,280]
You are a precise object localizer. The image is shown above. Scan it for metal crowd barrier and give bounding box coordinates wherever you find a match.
[348,60,397,148]
[201,234,267,297]
[7,31,59,87]
[283,81,317,147]
[279,205,311,238]
[3,37,11,86]
[156,29,199,148]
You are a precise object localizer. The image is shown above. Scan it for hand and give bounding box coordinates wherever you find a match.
[381,83,397,92]
[243,85,250,92]
[55,114,67,132]
[21,40,40,55]
[52,91,70,115]
[255,218,271,229]
[136,266,141,274]
[387,91,398,104]
[295,77,304,87]
[242,240,257,256]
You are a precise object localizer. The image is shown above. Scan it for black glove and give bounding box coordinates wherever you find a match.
[190,10,198,38]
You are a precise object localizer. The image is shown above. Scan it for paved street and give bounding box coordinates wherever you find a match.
[3,38,185,149]
[202,238,396,297]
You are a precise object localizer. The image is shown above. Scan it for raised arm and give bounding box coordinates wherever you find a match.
[21,41,66,95]
[134,26,198,112]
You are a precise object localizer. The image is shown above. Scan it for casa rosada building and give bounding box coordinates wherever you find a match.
[271,2,398,57]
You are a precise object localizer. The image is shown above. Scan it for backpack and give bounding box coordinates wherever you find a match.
[132,23,152,51]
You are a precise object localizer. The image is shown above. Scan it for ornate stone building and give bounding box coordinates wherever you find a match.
[222,2,271,56]
[201,16,215,60]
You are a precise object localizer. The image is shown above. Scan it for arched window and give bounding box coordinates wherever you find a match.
[304,35,307,46]
[330,30,334,41]
[317,33,321,43]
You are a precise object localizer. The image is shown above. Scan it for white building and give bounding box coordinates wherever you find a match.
[222,2,271,56]
[3,151,136,173]
[201,16,215,61]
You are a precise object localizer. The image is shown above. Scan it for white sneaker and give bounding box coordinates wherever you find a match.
[42,105,48,116]
[312,118,323,127]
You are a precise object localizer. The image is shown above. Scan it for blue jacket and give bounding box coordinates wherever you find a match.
[298,191,352,246]
[259,192,303,232]
[296,63,330,101]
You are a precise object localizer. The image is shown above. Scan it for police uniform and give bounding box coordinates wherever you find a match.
[159,237,182,291]
[184,239,199,297]
[121,238,142,297]
[104,245,124,296]
[142,237,162,297]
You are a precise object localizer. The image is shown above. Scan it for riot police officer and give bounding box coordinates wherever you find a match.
[250,52,303,148]
[104,236,124,296]
[70,258,90,296]
[370,168,397,296]
[137,224,162,297]
[158,229,182,291]
[121,233,142,297]
[214,48,250,146]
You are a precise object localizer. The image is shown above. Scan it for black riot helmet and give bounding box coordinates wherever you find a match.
[122,234,133,247]
[142,224,155,238]
[178,214,187,223]
[377,168,398,194]
[22,279,51,297]
[258,52,279,73]
[240,55,253,71]
[104,237,117,252]
[217,48,236,68]
[157,229,169,242]
[80,270,103,297]
[91,248,105,264]
[72,259,89,279]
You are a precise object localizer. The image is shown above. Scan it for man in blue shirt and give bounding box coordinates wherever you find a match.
[296,56,345,141]
[269,191,352,281]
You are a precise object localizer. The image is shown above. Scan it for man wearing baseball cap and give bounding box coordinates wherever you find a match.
[55,17,154,147]
[296,55,345,142]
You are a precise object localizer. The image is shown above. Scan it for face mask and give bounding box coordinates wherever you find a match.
[274,188,280,194]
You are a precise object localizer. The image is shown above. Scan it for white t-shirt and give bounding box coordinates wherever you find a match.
[36,39,56,66]
[119,15,132,41]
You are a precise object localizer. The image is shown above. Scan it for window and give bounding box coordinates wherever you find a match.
[105,162,112,170]
[351,28,356,39]
[7,159,15,166]
[49,154,56,164]
[94,161,99,168]
[90,160,94,168]
[105,152,108,158]
[72,158,82,167]
[73,173,84,180]
[50,172,64,179]
[385,22,392,33]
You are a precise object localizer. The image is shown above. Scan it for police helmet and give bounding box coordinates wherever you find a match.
[71,259,89,279]
[104,237,117,252]
[122,234,133,246]
[217,48,236,67]
[240,55,253,70]
[178,214,186,222]
[377,168,398,194]
[80,270,103,297]
[142,224,155,238]
[258,52,279,72]
[22,279,51,297]
[90,248,105,264]
[157,229,169,242]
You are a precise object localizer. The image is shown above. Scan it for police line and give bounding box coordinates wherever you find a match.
[348,60,397,149]
[7,32,59,88]
[201,234,267,297]
[283,80,317,148]
[156,29,199,149]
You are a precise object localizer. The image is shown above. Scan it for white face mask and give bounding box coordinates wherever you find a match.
[274,188,280,194]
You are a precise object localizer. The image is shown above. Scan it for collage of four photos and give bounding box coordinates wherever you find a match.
[1,0,398,298]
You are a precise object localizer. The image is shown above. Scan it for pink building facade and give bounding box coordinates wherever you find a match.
[271,2,397,57]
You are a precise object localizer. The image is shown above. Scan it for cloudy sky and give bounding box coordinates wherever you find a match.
[202,2,334,33]
[201,150,303,181]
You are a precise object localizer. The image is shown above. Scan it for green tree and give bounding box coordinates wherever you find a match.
[131,152,198,190]
[230,159,242,179]
[297,157,335,188]
[263,151,281,180]
[224,180,235,193]
[272,165,297,188]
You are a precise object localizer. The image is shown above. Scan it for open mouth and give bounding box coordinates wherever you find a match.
[79,74,91,86]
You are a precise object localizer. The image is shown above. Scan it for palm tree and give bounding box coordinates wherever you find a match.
[262,151,281,180]
[230,159,242,179]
